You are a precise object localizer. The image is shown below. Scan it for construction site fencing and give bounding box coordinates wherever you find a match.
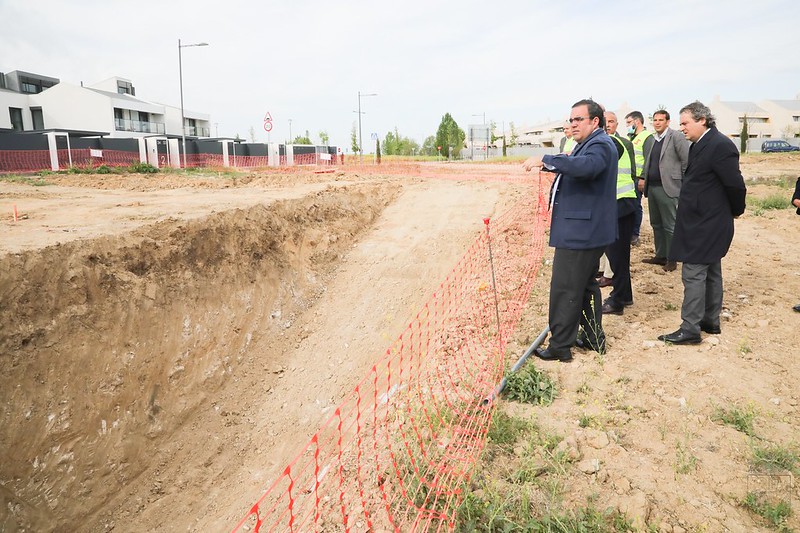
[232,173,552,532]
[0,149,340,173]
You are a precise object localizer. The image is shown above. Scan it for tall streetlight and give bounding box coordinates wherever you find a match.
[288,118,293,144]
[178,39,209,168]
[355,91,377,164]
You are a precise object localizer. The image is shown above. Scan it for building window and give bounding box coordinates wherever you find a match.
[117,80,135,96]
[18,76,55,94]
[31,107,44,130]
[9,107,23,130]
[793,116,800,122]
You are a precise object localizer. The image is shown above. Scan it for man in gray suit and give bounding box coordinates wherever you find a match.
[639,110,690,272]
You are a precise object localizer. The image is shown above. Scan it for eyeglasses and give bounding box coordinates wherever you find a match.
[568,116,590,124]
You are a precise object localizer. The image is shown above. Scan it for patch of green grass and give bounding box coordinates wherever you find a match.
[504,364,557,406]
[751,443,800,474]
[128,162,159,174]
[456,492,634,532]
[487,410,532,447]
[712,403,757,436]
[750,193,792,212]
[742,491,792,530]
[663,302,678,311]
[0,174,50,186]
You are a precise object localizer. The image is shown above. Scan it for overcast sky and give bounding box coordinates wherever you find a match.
[2,0,799,150]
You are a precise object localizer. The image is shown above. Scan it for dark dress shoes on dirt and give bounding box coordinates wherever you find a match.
[657,328,702,345]
[699,321,721,334]
[662,261,678,272]
[598,276,613,288]
[601,301,624,315]
[642,256,667,266]
[793,303,800,312]
[574,334,606,354]
[534,347,573,362]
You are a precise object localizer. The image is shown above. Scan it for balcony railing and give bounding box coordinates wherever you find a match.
[183,126,211,138]
[115,118,165,134]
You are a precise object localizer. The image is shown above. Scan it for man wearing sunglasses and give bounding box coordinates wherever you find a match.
[523,99,618,361]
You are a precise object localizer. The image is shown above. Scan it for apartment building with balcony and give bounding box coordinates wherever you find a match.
[709,95,800,147]
[0,69,211,139]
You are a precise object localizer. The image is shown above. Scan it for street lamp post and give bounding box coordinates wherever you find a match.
[288,118,293,144]
[178,38,209,168]
[355,91,377,164]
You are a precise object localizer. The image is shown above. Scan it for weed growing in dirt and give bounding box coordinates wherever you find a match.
[712,402,757,436]
[739,338,753,354]
[751,443,800,474]
[674,440,698,475]
[0,174,49,186]
[742,491,792,530]
[663,302,678,311]
[456,492,635,532]
[129,162,159,173]
[750,193,792,214]
[504,364,557,405]
[487,410,533,448]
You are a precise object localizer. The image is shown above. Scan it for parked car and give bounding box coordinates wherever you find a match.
[761,140,800,153]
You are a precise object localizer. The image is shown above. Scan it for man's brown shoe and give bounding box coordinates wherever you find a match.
[598,275,613,287]
[642,256,667,266]
[663,261,678,272]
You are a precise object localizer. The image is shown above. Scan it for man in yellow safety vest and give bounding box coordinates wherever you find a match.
[625,111,654,246]
[600,111,638,316]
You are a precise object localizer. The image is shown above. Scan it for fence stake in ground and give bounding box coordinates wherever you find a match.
[483,325,550,405]
[483,217,503,349]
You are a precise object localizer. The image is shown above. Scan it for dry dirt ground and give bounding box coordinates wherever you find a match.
[0,155,798,532]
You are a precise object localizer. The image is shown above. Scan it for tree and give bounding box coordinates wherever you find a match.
[382,127,420,156]
[248,126,257,143]
[435,113,466,159]
[740,114,748,154]
[509,122,518,148]
[292,135,312,145]
[351,122,359,154]
[376,139,381,164]
[319,130,329,145]
[421,135,437,156]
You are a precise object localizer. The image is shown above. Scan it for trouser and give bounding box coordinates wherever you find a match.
[680,261,723,335]
[606,211,635,307]
[647,185,679,259]
[548,246,606,352]
[632,186,643,239]
[599,254,613,278]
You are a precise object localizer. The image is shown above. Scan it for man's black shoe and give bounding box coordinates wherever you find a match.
[621,299,634,307]
[601,301,624,315]
[657,328,702,345]
[793,303,800,312]
[642,256,667,266]
[534,347,573,362]
[699,321,721,334]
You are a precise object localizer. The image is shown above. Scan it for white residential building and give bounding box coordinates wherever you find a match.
[0,69,211,138]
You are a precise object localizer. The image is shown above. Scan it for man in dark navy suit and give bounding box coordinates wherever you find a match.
[658,101,747,344]
[523,99,618,361]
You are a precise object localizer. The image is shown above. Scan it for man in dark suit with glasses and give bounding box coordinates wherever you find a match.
[523,99,618,361]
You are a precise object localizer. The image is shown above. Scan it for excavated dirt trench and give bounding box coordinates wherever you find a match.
[0,182,401,531]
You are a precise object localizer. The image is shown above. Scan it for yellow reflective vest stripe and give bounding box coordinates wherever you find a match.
[631,129,653,172]
[562,137,576,154]
[612,135,637,200]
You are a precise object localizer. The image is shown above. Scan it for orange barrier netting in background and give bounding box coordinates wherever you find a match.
[232,174,552,532]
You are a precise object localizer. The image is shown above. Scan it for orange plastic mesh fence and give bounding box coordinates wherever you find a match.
[232,173,551,532]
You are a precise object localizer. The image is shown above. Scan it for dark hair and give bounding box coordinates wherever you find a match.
[625,111,645,123]
[679,101,716,129]
[572,98,606,130]
[653,109,670,120]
